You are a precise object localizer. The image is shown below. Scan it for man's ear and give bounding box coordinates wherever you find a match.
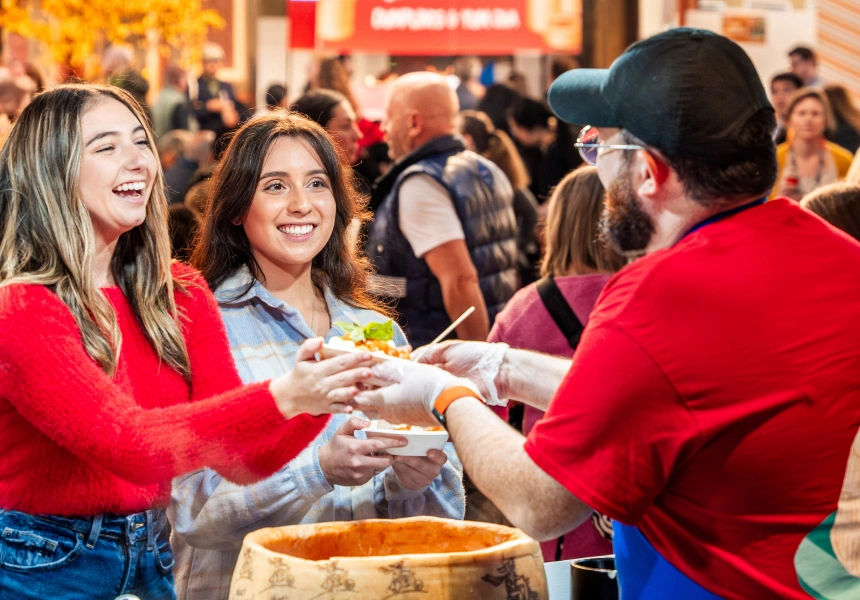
[637,150,671,197]
[408,110,422,138]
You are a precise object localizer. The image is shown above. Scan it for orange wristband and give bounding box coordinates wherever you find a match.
[432,386,484,426]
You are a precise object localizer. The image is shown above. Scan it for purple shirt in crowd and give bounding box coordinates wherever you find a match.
[489,273,612,361]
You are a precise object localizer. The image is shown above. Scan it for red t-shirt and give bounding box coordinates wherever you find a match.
[524,199,860,599]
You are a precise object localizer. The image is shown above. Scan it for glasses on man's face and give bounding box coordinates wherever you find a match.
[574,125,644,166]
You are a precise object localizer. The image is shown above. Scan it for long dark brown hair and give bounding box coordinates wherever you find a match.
[292,89,347,129]
[190,111,387,314]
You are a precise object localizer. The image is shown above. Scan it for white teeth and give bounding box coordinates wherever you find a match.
[278,224,314,236]
[114,182,146,192]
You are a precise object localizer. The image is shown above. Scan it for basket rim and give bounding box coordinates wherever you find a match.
[241,517,541,566]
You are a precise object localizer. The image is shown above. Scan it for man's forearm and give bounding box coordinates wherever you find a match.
[501,348,572,410]
[423,240,490,341]
[445,397,592,540]
[441,278,489,340]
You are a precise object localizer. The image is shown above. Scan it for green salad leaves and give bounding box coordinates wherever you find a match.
[334,319,394,343]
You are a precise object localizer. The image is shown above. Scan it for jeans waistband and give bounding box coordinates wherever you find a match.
[4,509,168,549]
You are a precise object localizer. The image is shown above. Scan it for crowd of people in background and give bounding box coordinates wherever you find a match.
[126,44,860,286]
[7,42,858,279]
[2,31,860,600]
[770,46,860,184]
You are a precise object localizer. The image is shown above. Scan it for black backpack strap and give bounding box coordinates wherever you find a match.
[536,276,585,350]
[537,275,591,558]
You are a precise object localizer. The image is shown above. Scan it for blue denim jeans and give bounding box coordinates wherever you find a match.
[0,508,175,600]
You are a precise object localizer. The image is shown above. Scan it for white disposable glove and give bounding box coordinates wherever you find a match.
[353,360,481,427]
[412,341,509,406]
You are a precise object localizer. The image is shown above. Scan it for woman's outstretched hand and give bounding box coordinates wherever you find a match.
[269,338,374,418]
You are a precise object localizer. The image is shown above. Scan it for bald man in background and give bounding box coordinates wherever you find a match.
[366,72,519,346]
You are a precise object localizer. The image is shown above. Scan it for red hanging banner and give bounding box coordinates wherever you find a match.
[303,0,581,55]
[289,0,318,49]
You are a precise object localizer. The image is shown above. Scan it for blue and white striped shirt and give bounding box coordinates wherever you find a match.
[169,266,465,600]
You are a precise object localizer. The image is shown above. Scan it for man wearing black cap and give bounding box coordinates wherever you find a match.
[356,28,860,599]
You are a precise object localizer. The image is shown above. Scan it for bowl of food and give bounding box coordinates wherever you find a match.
[320,320,408,386]
[362,420,448,456]
[229,517,548,600]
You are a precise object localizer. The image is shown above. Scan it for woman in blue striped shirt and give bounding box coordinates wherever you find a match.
[169,112,465,600]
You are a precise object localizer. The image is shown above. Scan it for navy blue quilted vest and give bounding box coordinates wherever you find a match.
[367,135,519,347]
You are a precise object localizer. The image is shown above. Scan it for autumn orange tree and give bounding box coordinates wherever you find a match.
[0,0,224,78]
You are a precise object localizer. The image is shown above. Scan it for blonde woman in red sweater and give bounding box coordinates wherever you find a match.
[0,84,374,599]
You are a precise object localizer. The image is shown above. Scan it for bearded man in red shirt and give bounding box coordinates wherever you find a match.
[356,28,860,600]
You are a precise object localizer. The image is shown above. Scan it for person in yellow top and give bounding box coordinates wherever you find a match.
[772,88,854,201]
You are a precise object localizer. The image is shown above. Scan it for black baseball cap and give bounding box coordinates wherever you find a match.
[548,28,774,162]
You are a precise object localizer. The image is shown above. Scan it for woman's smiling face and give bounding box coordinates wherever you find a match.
[78,97,156,247]
[241,135,337,279]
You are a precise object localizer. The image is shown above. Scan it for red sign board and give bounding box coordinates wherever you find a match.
[289,1,318,49]
[291,0,582,55]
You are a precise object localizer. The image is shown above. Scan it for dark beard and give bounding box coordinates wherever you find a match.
[599,171,655,257]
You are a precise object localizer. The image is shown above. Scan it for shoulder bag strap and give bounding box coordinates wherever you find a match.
[535,276,584,350]
[536,276,611,553]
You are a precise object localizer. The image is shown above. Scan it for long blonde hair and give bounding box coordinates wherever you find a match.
[0,84,192,378]
[541,166,626,277]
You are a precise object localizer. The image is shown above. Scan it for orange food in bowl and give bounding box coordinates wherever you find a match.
[384,424,444,432]
[342,333,410,359]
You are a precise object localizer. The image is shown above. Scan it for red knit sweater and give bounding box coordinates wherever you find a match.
[0,264,329,516]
